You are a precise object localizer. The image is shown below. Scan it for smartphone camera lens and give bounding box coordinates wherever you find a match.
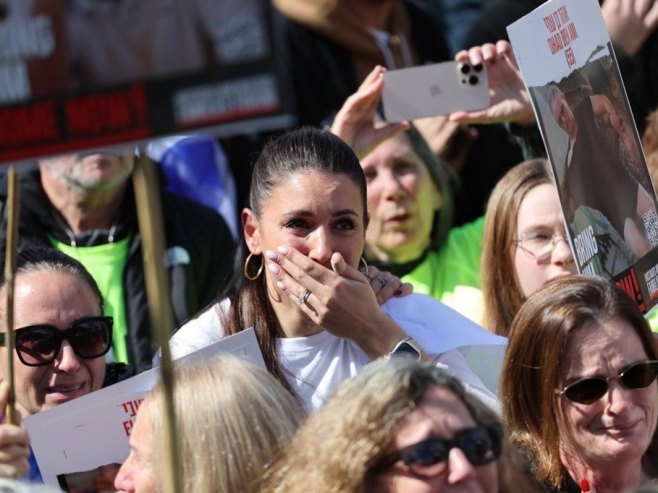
[472,63,483,73]
[459,63,471,75]
[468,75,479,85]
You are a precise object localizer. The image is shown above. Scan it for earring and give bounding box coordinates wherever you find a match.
[359,256,368,273]
[244,253,263,281]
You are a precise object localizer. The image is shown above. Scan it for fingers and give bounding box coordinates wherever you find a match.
[370,121,411,146]
[449,108,498,124]
[456,43,501,66]
[397,282,414,297]
[264,247,333,305]
[363,265,412,305]
[0,425,30,479]
[357,64,386,92]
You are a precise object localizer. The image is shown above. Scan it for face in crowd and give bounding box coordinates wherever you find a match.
[360,132,441,264]
[374,384,500,493]
[512,182,576,297]
[556,317,658,472]
[39,146,135,193]
[244,169,366,279]
[0,269,108,416]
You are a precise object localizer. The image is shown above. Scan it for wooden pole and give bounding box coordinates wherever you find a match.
[3,167,18,424]
[131,152,182,493]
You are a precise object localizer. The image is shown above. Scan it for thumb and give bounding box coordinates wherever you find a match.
[330,252,348,275]
[372,121,410,144]
[0,381,21,426]
[330,253,365,281]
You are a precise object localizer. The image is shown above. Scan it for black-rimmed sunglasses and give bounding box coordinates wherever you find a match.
[373,423,503,478]
[555,360,658,404]
[0,316,113,367]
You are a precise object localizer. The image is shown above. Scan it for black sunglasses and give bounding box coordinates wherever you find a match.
[0,316,113,367]
[373,423,503,478]
[555,360,658,404]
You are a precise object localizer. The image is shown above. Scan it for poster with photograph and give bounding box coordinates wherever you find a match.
[508,0,658,314]
[25,328,265,491]
[0,0,294,164]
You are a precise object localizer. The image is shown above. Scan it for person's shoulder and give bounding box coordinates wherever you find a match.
[167,300,229,360]
[380,294,505,344]
[445,216,485,244]
[380,293,462,326]
[178,300,228,334]
[103,362,136,387]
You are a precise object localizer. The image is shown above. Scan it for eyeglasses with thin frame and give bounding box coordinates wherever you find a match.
[0,316,113,367]
[372,423,503,478]
[513,231,569,262]
[554,360,658,404]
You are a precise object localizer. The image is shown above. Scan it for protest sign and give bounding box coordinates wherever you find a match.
[25,328,264,490]
[508,0,658,314]
[0,0,294,164]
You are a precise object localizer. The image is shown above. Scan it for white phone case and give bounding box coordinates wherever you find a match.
[382,61,490,122]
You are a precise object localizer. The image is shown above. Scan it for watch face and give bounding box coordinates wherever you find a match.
[391,341,421,360]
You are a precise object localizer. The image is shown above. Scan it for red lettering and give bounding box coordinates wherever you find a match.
[568,22,578,42]
[565,47,576,68]
[0,102,59,147]
[65,85,148,137]
[547,32,563,54]
[120,398,144,417]
[615,269,646,312]
[123,419,134,437]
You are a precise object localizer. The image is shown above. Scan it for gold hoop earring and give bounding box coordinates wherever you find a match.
[359,256,368,273]
[244,253,263,281]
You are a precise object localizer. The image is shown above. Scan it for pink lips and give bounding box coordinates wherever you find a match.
[46,382,86,402]
[387,213,411,224]
[603,419,641,438]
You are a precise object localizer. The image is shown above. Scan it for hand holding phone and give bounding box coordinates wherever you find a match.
[382,61,490,122]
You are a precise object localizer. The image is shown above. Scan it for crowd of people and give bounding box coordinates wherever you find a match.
[0,0,657,492]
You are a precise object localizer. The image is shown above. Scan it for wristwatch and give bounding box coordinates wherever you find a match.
[387,336,422,360]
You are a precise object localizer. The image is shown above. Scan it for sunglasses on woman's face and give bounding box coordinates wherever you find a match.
[373,423,503,478]
[555,360,658,404]
[0,316,113,367]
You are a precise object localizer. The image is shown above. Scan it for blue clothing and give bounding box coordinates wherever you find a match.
[26,448,42,482]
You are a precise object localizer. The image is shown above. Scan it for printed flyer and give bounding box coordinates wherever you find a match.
[25,328,264,491]
[508,0,658,314]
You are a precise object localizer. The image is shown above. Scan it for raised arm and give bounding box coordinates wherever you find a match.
[330,65,409,159]
[265,247,429,361]
[451,40,535,127]
[601,0,658,56]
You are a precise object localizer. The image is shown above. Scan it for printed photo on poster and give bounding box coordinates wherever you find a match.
[508,0,658,313]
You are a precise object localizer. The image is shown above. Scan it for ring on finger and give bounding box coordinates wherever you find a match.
[298,290,311,305]
[374,277,387,287]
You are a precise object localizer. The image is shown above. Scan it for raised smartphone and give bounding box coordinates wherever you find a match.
[382,61,490,121]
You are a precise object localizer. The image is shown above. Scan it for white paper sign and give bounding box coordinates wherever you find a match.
[25,328,264,489]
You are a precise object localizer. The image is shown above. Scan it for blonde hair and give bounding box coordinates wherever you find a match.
[148,355,306,493]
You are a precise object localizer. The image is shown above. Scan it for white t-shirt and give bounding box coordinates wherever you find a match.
[163,294,507,412]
